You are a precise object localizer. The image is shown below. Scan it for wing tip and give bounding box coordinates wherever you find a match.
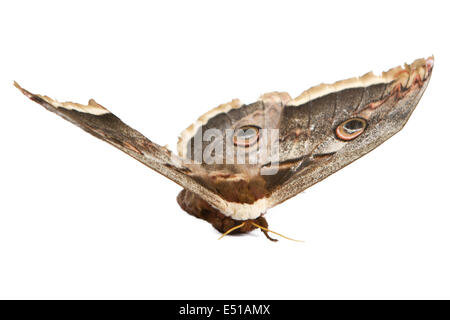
[14,82,111,116]
[14,81,32,97]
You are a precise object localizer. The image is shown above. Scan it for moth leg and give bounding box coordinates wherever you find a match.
[177,189,259,235]
[251,218,303,242]
[254,217,278,242]
[262,230,278,242]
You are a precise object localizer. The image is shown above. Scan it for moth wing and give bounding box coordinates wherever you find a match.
[177,92,290,162]
[15,82,229,212]
[267,57,434,207]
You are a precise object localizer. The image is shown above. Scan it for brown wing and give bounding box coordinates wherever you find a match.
[267,56,434,207]
[174,57,433,215]
[175,92,292,209]
[177,92,290,162]
[14,82,230,213]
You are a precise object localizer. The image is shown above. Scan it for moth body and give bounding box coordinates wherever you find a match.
[16,56,433,241]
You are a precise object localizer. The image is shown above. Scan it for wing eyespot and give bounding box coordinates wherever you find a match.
[335,118,367,141]
[233,125,260,147]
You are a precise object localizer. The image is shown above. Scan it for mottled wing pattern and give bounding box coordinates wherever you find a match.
[178,92,290,163]
[14,82,229,212]
[175,92,291,209]
[175,57,433,218]
[263,83,386,190]
[267,57,433,207]
[18,56,432,223]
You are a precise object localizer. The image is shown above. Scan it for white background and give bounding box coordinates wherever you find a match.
[0,0,449,299]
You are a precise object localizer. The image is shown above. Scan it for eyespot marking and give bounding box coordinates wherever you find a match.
[335,118,367,141]
[233,125,260,147]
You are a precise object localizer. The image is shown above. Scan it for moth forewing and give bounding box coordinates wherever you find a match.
[16,56,433,240]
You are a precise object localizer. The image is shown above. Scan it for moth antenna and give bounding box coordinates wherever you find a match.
[218,222,246,240]
[251,222,304,242]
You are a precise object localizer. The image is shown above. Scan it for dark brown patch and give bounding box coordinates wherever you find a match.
[177,189,270,236]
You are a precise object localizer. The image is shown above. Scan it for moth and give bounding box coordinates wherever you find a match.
[16,56,433,241]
